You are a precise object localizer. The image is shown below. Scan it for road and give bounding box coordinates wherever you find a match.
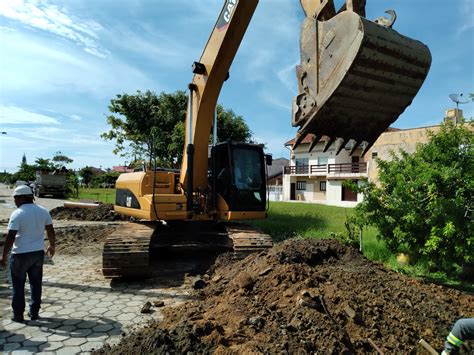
[0,183,65,222]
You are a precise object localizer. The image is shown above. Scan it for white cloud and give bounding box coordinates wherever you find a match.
[277,62,298,93]
[0,30,156,99]
[109,25,196,69]
[0,0,108,58]
[0,105,60,125]
[457,0,474,36]
[69,114,82,121]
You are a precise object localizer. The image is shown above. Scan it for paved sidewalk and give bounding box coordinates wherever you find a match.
[0,254,192,354]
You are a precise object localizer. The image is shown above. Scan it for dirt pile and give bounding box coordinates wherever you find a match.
[55,225,116,256]
[96,239,474,354]
[51,204,127,221]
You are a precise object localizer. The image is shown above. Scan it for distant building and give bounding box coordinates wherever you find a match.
[111,166,134,173]
[282,108,467,207]
[266,157,289,201]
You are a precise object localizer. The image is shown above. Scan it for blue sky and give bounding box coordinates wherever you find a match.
[0,0,473,173]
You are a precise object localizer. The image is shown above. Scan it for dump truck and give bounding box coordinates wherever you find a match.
[102,0,431,278]
[34,171,67,198]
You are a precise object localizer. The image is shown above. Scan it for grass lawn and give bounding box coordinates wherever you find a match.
[70,188,116,204]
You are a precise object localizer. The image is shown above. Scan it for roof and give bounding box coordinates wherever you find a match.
[267,157,289,179]
[111,166,134,173]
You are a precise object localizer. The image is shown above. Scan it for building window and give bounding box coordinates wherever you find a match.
[372,152,378,159]
[320,181,327,191]
[296,181,306,190]
[318,156,328,165]
[296,158,308,166]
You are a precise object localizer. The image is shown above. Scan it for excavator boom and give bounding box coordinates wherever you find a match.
[108,0,432,279]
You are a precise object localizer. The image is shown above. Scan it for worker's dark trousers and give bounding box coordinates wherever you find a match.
[444,318,474,354]
[10,250,45,318]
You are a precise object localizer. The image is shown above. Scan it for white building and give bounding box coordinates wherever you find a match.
[282,135,369,207]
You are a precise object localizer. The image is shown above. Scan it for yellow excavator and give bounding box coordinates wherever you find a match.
[102,0,431,278]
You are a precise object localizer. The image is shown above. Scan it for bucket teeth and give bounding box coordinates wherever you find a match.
[292,8,431,155]
[349,141,362,156]
[308,135,322,153]
[335,138,349,156]
[292,132,306,151]
[323,137,337,153]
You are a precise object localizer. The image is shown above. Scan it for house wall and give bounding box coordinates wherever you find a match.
[365,126,440,183]
[326,180,363,207]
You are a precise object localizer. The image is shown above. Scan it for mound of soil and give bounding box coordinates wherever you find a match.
[55,225,117,256]
[51,204,127,221]
[96,239,474,354]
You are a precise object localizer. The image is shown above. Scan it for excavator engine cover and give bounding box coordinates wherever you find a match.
[292,5,431,154]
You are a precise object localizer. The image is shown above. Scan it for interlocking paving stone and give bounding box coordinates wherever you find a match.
[56,325,78,332]
[11,347,40,353]
[63,337,87,346]
[80,341,104,352]
[0,252,191,353]
[6,334,29,342]
[70,328,92,337]
[63,319,82,326]
[92,324,114,332]
[117,313,136,321]
[77,320,97,329]
[3,342,21,351]
[103,310,121,317]
[89,307,108,315]
[56,346,82,354]
[23,338,47,347]
[38,341,64,351]
[47,333,69,342]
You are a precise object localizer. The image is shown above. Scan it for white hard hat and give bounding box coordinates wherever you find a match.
[12,185,34,196]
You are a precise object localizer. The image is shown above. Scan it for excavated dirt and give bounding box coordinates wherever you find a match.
[50,204,127,221]
[96,239,474,354]
[55,225,117,256]
[44,204,473,353]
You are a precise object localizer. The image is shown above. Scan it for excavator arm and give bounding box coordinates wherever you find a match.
[179,0,259,196]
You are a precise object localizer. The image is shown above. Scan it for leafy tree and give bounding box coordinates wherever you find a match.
[35,158,53,171]
[355,120,474,273]
[52,151,73,169]
[79,166,95,186]
[0,171,12,183]
[12,154,35,182]
[92,171,120,187]
[102,90,254,168]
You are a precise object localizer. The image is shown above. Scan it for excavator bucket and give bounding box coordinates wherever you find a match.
[292,0,431,155]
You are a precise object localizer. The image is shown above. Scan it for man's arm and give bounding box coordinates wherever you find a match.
[45,224,56,257]
[1,230,17,268]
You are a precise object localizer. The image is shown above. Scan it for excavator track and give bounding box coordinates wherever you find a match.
[102,221,272,279]
[102,222,154,279]
[224,223,273,259]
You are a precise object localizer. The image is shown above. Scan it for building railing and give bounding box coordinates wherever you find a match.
[284,162,367,175]
[328,162,367,174]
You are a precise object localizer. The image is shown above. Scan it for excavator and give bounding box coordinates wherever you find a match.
[102,0,431,278]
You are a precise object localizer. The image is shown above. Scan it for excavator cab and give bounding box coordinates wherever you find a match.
[211,142,266,212]
[292,0,432,155]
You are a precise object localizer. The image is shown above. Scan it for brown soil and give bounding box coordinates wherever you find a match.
[55,225,116,256]
[50,204,127,221]
[95,239,474,354]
